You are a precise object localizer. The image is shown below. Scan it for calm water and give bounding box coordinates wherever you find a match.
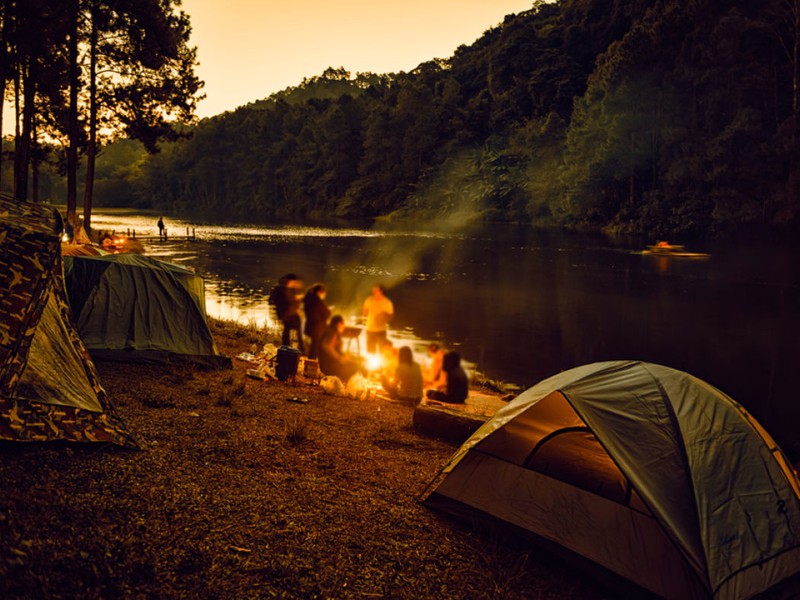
[90,211,800,445]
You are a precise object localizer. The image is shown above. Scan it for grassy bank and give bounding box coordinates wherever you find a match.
[0,319,609,599]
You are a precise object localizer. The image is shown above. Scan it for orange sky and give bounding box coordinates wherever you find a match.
[182,0,536,118]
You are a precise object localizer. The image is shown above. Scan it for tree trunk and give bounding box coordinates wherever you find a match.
[628,131,636,208]
[83,0,97,233]
[12,60,19,193]
[0,2,8,194]
[66,0,79,223]
[793,0,799,127]
[13,60,34,200]
[791,0,799,216]
[0,81,4,193]
[31,120,39,202]
[0,81,4,196]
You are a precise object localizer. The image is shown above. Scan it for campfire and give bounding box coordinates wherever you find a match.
[365,353,383,372]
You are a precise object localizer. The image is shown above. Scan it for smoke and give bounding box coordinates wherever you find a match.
[331,152,495,318]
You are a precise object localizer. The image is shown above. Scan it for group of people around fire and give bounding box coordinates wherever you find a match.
[269,274,468,404]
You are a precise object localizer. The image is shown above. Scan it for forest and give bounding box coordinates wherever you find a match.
[4,0,800,237]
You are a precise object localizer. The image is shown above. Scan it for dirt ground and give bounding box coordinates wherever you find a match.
[0,319,617,599]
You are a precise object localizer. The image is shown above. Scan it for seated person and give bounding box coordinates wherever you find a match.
[384,346,423,403]
[425,351,468,404]
[423,343,446,389]
[318,315,359,383]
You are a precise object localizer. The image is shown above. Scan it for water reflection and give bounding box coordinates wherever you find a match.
[87,211,800,445]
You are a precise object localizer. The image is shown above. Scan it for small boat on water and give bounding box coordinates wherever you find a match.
[642,241,710,259]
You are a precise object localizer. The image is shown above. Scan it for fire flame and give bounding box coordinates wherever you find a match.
[366,353,383,372]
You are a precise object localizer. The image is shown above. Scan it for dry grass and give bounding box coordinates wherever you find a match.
[0,320,611,599]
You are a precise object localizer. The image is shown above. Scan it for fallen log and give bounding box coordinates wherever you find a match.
[412,392,508,445]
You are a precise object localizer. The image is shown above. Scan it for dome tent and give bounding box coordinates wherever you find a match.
[423,361,800,599]
[64,253,230,368]
[0,195,136,446]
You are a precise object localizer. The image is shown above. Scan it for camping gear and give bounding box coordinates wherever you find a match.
[63,253,230,368]
[345,372,370,400]
[423,361,800,599]
[60,243,109,257]
[246,368,268,380]
[303,358,321,381]
[341,325,361,355]
[320,376,345,396]
[0,194,137,446]
[275,345,301,381]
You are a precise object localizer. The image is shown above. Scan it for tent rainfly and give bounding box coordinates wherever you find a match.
[0,195,136,446]
[63,253,230,368]
[423,361,800,599]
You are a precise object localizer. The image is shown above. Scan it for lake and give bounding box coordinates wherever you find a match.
[89,210,800,445]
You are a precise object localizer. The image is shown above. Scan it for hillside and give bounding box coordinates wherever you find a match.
[90,0,798,238]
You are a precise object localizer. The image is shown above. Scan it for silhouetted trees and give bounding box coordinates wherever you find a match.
[0,0,202,229]
[15,0,800,237]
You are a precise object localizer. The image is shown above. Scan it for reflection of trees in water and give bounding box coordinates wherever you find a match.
[394,239,799,445]
[207,279,270,302]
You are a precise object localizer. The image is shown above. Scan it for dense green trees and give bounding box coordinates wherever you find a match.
[561,0,798,235]
[123,0,658,228]
[14,0,800,237]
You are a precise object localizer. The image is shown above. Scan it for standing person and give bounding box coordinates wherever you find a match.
[318,315,358,383]
[425,351,468,404]
[269,275,290,328]
[303,283,331,360]
[64,219,75,244]
[269,273,305,352]
[362,284,394,354]
[282,275,305,352]
[157,216,165,238]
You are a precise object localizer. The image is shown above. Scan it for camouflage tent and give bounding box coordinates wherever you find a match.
[0,195,137,447]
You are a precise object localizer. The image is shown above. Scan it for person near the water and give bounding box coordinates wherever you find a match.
[425,351,468,404]
[362,284,394,354]
[303,283,331,360]
[423,343,446,388]
[385,346,423,404]
[157,217,165,238]
[318,315,358,383]
[269,273,305,352]
[64,219,75,244]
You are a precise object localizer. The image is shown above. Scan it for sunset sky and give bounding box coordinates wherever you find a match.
[181,0,536,118]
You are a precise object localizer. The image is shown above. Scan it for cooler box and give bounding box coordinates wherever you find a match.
[275,346,301,381]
